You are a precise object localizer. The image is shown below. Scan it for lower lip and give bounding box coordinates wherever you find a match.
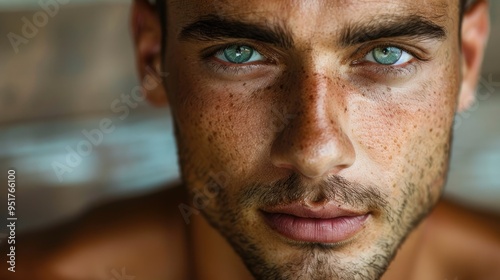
[262,212,369,244]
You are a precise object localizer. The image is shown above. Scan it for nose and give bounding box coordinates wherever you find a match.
[270,72,355,179]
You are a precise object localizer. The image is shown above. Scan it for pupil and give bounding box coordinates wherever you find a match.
[235,47,242,57]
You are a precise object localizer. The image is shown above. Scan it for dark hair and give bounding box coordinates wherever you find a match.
[156,0,167,57]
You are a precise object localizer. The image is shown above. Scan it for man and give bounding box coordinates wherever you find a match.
[1,0,499,279]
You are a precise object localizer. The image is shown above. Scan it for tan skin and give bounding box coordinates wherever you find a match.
[1,0,499,279]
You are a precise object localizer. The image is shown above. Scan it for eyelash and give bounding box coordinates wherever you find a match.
[202,43,275,75]
[352,44,425,77]
[203,43,425,77]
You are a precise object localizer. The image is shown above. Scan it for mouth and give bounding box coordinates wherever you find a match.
[261,203,370,244]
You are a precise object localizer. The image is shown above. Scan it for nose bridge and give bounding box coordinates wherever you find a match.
[298,70,335,124]
[270,58,355,179]
[291,52,347,140]
[292,49,344,120]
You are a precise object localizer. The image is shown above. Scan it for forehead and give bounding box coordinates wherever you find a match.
[168,0,458,31]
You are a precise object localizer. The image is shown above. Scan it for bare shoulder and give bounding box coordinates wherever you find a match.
[0,184,190,280]
[424,198,500,279]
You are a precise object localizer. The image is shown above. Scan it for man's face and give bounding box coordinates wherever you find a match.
[163,0,461,279]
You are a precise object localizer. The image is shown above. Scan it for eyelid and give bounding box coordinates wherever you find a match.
[213,47,266,64]
[351,42,429,66]
[200,42,281,77]
[201,41,277,64]
[365,47,413,66]
[347,43,432,79]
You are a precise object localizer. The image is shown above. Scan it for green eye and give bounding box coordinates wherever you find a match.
[373,47,402,65]
[366,46,412,66]
[224,45,253,64]
[215,45,265,64]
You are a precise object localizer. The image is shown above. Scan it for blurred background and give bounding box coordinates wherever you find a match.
[0,0,498,233]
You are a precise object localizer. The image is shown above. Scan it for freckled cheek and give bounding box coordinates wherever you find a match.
[172,79,273,176]
[349,105,412,176]
[348,92,454,183]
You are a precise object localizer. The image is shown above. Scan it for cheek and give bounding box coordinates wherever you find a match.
[171,73,275,181]
[348,78,457,191]
[348,41,461,178]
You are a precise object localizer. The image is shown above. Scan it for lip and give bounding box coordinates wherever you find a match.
[261,203,370,244]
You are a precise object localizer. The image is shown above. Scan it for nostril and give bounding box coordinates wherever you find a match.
[271,161,301,173]
[271,140,356,179]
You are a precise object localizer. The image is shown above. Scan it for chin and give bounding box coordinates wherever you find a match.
[203,205,406,280]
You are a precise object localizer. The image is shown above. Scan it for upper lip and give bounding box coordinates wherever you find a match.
[261,203,367,219]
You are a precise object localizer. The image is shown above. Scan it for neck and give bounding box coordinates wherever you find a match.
[381,220,428,280]
[189,213,254,280]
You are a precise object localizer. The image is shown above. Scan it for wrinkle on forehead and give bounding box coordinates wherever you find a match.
[172,0,452,18]
[292,0,451,18]
[169,0,456,38]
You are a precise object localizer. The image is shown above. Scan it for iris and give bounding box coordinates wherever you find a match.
[223,45,254,64]
[372,47,403,65]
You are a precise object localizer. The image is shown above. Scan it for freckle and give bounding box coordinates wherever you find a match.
[414,125,417,128]
[341,84,345,89]
[243,83,247,86]
[279,84,284,90]
[216,105,220,110]
[429,128,433,132]
[344,107,347,113]
[386,87,391,92]
[229,93,233,98]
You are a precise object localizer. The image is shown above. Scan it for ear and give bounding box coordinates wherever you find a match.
[131,0,168,106]
[458,0,490,112]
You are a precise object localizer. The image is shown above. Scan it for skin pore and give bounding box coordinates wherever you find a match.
[141,0,484,279]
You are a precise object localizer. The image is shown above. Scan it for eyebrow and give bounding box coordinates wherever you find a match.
[179,15,294,49]
[179,14,447,49]
[340,15,447,46]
